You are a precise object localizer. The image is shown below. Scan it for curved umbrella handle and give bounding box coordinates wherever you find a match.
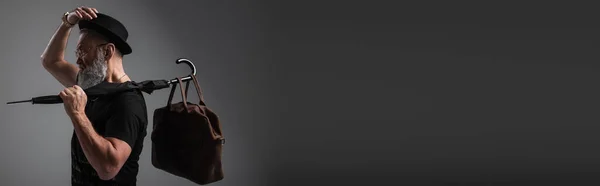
[176,58,196,76]
[168,58,197,85]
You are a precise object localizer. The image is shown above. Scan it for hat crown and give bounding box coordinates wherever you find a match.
[78,13,132,55]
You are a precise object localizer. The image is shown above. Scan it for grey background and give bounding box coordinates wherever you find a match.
[0,0,271,185]
[2,1,600,186]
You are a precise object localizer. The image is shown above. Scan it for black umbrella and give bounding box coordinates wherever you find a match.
[7,58,197,105]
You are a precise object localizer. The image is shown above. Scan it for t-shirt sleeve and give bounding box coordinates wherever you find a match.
[104,94,144,148]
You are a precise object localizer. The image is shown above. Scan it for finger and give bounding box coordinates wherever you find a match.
[83,11,93,20]
[91,8,99,13]
[83,7,97,18]
[62,89,70,96]
[82,7,97,18]
[75,7,85,18]
[76,10,83,19]
[73,85,84,94]
[77,7,92,20]
[69,87,79,95]
[74,9,83,19]
[76,7,84,13]
[59,91,67,98]
[63,87,74,95]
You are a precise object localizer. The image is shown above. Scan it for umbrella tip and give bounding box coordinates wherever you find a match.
[6,99,32,105]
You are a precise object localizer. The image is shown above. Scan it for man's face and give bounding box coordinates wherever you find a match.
[75,33,108,89]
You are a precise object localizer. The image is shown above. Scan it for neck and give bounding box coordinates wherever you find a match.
[105,58,129,83]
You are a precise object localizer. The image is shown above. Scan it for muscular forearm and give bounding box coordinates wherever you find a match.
[40,22,72,64]
[70,113,121,180]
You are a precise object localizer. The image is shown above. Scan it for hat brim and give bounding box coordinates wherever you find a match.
[79,20,132,55]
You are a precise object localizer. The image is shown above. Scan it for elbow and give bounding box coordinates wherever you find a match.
[41,56,52,69]
[98,174,115,181]
[40,53,50,63]
[97,165,121,181]
[40,55,62,69]
[40,56,48,66]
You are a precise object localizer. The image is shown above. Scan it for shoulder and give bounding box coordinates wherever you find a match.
[114,89,145,103]
[110,90,148,117]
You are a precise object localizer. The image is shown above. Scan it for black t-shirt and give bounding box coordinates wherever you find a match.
[71,82,148,186]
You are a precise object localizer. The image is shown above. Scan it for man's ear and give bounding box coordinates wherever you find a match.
[105,43,116,59]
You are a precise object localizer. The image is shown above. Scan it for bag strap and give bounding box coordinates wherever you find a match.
[166,77,188,109]
[188,75,223,142]
[189,75,206,105]
[184,80,191,100]
[175,78,191,101]
[166,80,177,108]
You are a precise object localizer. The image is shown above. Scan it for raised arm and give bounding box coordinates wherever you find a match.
[41,7,97,87]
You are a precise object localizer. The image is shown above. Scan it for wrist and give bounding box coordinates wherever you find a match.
[61,21,74,29]
[61,12,75,28]
[69,111,86,120]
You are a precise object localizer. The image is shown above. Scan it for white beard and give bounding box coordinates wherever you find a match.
[77,48,107,89]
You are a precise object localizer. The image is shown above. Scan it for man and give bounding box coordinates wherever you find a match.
[40,6,147,185]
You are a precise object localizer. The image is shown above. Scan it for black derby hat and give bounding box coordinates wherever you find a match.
[78,13,132,55]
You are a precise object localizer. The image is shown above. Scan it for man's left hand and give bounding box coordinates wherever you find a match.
[59,85,88,117]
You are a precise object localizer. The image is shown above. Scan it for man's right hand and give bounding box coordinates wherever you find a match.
[67,6,99,25]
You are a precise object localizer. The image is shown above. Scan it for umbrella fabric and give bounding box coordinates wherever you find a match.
[26,80,171,104]
[86,80,170,96]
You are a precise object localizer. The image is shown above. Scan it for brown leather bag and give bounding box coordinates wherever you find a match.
[151,75,225,185]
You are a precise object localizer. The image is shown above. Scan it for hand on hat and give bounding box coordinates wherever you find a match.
[67,6,99,25]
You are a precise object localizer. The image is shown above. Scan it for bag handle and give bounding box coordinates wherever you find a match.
[172,78,192,102]
[166,77,188,109]
[184,80,191,100]
[189,75,206,105]
[184,75,223,141]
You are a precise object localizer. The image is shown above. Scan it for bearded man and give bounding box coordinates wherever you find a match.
[40,6,148,186]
